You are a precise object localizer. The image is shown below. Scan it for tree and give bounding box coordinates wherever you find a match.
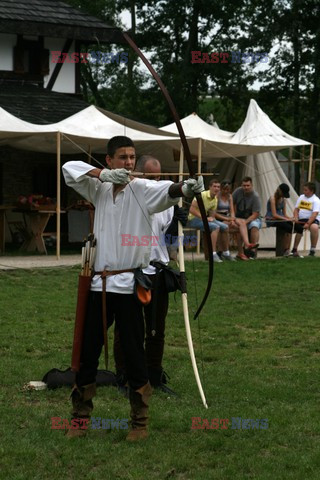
[243,0,320,188]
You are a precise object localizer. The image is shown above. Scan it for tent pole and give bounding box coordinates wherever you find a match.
[56,132,61,260]
[288,147,292,184]
[179,145,184,182]
[196,139,202,255]
[307,144,314,182]
[87,145,92,164]
[300,146,305,192]
[303,144,314,252]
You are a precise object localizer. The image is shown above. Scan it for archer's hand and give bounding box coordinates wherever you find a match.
[99,168,131,184]
[181,176,204,198]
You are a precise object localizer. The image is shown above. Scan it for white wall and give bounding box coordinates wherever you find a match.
[0,34,76,93]
[44,38,76,94]
[0,33,16,70]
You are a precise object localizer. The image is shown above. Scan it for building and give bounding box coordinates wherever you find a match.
[0,0,123,250]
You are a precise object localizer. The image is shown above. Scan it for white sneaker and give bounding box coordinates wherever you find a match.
[221,253,236,261]
[213,253,223,263]
[290,251,304,258]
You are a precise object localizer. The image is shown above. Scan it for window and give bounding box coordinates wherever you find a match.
[13,37,49,76]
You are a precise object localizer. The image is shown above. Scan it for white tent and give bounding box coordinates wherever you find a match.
[0,106,56,141]
[160,110,298,161]
[0,100,312,252]
[161,100,312,249]
[216,151,300,248]
[5,105,182,155]
[231,99,310,147]
[0,105,184,258]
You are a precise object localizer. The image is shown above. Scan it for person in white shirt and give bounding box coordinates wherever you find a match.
[62,136,203,441]
[113,155,187,397]
[291,182,320,257]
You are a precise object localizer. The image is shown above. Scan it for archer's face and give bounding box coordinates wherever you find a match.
[106,147,136,170]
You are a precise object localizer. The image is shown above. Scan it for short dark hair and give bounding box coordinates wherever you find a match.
[135,155,160,172]
[221,179,232,187]
[106,136,135,157]
[209,178,220,187]
[304,181,316,193]
[242,176,252,183]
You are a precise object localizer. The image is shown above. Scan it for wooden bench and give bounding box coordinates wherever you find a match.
[275,228,286,256]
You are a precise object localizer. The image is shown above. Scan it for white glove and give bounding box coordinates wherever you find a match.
[99,168,131,184]
[181,176,204,197]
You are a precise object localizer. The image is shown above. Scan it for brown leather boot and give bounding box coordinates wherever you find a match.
[126,382,152,442]
[65,383,96,438]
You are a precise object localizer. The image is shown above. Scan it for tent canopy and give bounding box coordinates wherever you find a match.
[0,99,311,165]
[0,106,56,139]
[1,105,182,155]
[231,99,310,147]
[159,100,310,159]
[0,100,313,251]
[161,112,235,142]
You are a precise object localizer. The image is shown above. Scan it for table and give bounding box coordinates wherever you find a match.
[0,205,15,254]
[0,207,5,253]
[14,209,55,254]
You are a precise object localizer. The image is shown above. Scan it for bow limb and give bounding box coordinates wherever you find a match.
[178,148,208,409]
[122,31,214,319]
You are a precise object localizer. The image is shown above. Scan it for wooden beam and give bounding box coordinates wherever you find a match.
[46,38,73,91]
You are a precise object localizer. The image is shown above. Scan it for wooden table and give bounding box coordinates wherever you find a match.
[14,209,55,254]
[0,206,6,254]
[0,205,15,254]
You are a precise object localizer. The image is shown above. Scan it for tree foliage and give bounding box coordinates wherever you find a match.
[67,0,320,154]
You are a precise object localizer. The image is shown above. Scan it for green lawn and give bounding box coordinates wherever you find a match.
[0,258,320,479]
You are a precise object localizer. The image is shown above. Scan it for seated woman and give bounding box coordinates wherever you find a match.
[265,183,303,256]
[215,180,258,261]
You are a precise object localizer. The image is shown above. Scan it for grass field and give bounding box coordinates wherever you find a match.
[0,258,320,479]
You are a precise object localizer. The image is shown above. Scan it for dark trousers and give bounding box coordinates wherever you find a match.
[267,220,303,234]
[114,271,169,372]
[76,291,148,391]
[144,272,169,370]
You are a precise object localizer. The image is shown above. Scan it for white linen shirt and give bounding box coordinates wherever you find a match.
[62,161,179,293]
[142,205,174,275]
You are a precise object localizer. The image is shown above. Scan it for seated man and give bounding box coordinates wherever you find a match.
[291,181,320,257]
[232,176,261,259]
[188,178,234,262]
